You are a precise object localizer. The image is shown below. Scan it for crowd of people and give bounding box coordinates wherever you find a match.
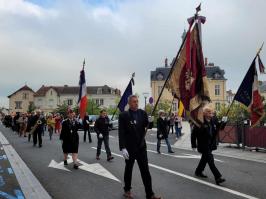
[0,95,227,199]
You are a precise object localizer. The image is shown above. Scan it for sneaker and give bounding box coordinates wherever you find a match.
[123,191,133,199]
[64,160,68,166]
[107,156,114,161]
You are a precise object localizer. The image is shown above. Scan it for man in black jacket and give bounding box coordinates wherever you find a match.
[191,103,227,185]
[94,109,114,161]
[119,95,161,199]
[30,110,44,148]
[83,112,92,143]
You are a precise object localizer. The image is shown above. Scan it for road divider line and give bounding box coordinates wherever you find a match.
[91,147,258,199]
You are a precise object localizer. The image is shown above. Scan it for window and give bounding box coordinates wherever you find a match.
[95,99,99,106]
[50,90,53,96]
[67,99,73,106]
[22,93,29,100]
[97,88,102,95]
[215,85,220,96]
[100,99,104,106]
[215,102,221,111]
[158,86,163,96]
[15,101,22,109]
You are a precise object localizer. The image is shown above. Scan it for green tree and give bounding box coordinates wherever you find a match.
[86,99,101,115]
[28,102,36,113]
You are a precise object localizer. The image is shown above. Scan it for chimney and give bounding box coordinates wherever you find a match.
[64,85,68,87]
[165,57,168,67]
[205,57,208,66]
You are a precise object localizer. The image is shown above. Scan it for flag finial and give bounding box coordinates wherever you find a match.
[196,3,201,14]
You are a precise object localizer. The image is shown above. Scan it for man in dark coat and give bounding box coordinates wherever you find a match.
[60,110,79,169]
[30,110,44,147]
[83,112,92,143]
[94,109,114,161]
[156,110,174,154]
[191,103,227,185]
[119,95,161,199]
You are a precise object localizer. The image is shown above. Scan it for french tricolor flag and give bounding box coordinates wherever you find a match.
[78,60,88,119]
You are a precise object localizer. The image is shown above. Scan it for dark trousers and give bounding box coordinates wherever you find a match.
[33,131,42,146]
[169,125,174,134]
[196,151,221,179]
[84,128,92,142]
[124,149,154,199]
[97,136,111,157]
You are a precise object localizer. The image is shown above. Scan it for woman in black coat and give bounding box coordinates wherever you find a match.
[60,110,79,169]
[156,110,174,154]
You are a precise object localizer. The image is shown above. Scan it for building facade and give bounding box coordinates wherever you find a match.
[34,85,121,113]
[7,85,35,113]
[150,59,227,112]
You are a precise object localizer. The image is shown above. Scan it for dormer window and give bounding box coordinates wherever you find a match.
[214,73,221,79]
[156,73,164,81]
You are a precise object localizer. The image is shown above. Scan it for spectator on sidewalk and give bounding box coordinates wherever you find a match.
[174,114,182,140]
[156,110,174,154]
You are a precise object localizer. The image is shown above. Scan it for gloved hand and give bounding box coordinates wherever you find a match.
[222,116,228,122]
[122,148,129,160]
[148,116,154,123]
[98,133,103,139]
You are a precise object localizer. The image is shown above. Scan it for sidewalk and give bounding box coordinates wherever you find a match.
[151,121,266,164]
[0,130,51,199]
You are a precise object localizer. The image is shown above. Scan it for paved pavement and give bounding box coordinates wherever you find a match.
[0,123,266,199]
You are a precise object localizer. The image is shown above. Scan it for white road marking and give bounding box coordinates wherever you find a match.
[48,156,120,182]
[147,149,224,163]
[0,131,51,199]
[92,147,259,199]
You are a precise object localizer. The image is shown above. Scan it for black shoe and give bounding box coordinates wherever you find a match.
[107,156,114,161]
[64,160,68,165]
[195,172,208,178]
[39,145,42,148]
[157,150,161,154]
[33,144,36,147]
[89,140,92,143]
[216,177,225,185]
[168,150,175,153]
[73,164,79,169]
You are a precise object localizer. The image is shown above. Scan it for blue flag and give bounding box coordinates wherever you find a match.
[234,60,256,107]
[118,80,133,112]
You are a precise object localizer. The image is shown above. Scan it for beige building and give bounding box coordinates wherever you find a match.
[150,59,227,112]
[7,85,35,113]
[34,85,121,113]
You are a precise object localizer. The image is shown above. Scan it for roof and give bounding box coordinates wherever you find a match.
[151,64,226,81]
[34,85,121,97]
[8,85,35,98]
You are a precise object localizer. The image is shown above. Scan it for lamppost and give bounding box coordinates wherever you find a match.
[143,92,149,112]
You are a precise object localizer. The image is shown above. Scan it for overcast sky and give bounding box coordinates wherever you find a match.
[1,0,266,108]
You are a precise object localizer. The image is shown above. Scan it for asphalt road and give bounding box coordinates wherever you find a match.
[0,124,265,199]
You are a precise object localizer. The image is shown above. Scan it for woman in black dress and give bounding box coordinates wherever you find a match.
[60,110,79,169]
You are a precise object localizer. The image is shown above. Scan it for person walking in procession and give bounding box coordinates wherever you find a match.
[94,110,114,161]
[60,109,80,169]
[191,103,227,185]
[119,95,161,199]
[83,112,92,143]
[156,110,174,154]
[30,110,44,148]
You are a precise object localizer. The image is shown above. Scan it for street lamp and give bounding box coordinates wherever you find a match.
[143,92,149,112]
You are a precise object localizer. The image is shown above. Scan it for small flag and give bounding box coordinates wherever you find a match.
[234,60,265,126]
[117,78,134,112]
[78,60,88,119]
[258,55,265,74]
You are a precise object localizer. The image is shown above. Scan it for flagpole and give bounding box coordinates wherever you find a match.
[150,5,201,117]
[225,42,264,117]
[111,73,135,120]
